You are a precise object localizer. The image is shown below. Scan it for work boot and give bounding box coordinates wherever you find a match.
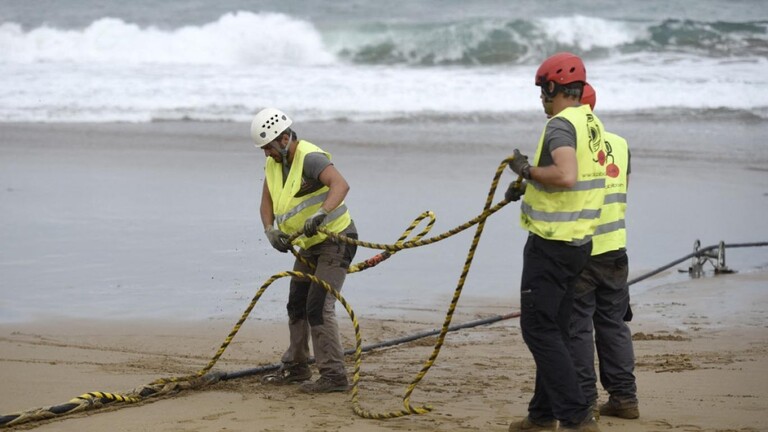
[507,415,557,431]
[298,375,349,393]
[559,416,600,432]
[261,364,312,385]
[599,399,639,419]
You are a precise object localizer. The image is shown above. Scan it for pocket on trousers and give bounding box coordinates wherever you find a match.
[623,303,634,322]
[521,289,535,309]
[342,233,358,268]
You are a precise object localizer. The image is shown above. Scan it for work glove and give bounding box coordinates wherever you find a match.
[265,226,291,253]
[303,208,328,237]
[505,180,527,202]
[508,149,531,179]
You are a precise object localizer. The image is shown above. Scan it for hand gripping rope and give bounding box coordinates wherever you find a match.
[0,155,519,428]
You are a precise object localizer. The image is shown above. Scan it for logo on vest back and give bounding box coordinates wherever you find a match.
[586,113,605,167]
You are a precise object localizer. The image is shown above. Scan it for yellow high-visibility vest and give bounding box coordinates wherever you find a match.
[591,131,628,255]
[520,105,607,244]
[265,140,351,250]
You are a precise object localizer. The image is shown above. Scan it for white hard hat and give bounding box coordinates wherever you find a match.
[251,108,293,148]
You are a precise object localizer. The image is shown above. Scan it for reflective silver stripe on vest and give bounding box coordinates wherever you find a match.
[593,219,625,236]
[275,193,328,225]
[319,204,348,228]
[603,192,627,205]
[521,202,602,222]
[568,234,592,247]
[529,178,606,193]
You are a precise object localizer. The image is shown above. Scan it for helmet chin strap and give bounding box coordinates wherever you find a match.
[264,140,290,166]
[277,139,290,168]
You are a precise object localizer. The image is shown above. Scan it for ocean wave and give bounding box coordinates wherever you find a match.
[1,12,767,67]
[0,11,335,65]
[331,16,768,65]
[2,10,768,123]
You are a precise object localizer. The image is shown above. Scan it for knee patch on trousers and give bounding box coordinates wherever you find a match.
[287,279,310,323]
[306,287,327,327]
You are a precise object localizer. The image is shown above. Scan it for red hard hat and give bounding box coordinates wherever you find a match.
[535,52,587,87]
[581,83,596,110]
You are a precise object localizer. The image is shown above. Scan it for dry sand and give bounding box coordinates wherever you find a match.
[1,268,767,432]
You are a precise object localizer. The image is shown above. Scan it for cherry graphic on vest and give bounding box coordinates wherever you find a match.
[606,163,620,178]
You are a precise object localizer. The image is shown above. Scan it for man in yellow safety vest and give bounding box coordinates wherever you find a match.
[569,84,639,420]
[506,52,606,432]
[252,108,357,394]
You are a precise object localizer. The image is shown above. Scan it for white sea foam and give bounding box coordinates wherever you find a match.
[538,15,645,50]
[0,12,335,66]
[1,12,767,122]
[1,58,766,123]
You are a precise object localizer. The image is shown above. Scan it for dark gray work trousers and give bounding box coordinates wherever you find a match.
[281,222,357,381]
[570,248,637,406]
[519,234,592,427]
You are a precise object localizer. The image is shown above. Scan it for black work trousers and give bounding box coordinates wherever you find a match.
[520,234,591,426]
[570,249,637,406]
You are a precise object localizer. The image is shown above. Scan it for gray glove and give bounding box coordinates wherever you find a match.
[265,226,290,253]
[303,208,328,237]
[505,180,527,202]
[508,149,531,179]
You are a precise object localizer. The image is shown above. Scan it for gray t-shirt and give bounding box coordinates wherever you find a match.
[538,117,577,167]
[284,151,332,197]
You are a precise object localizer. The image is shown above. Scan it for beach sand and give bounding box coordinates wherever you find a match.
[1,271,767,432]
[1,120,767,431]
